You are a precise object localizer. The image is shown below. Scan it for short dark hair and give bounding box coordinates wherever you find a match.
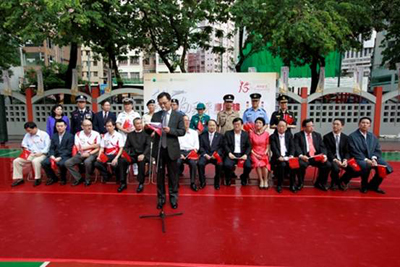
[55,119,67,126]
[101,100,111,106]
[157,92,171,101]
[277,119,288,125]
[302,118,314,127]
[232,117,243,124]
[133,117,142,124]
[105,118,116,127]
[333,118,345,126]
[24,122,37,129]
[51,104,64,118]
[208,119,218,126]
[255,117,266,126]
[359,117,371,124]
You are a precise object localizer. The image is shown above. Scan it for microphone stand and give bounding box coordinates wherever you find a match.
[140,111,183,233]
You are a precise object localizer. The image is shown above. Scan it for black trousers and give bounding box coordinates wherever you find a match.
[156,147,179,203]
[41,157,68,181]
[198,156,222,186]
[177,150,197,184]
[94,154,118,180]
[273,161,295,187]
[118,156,147,185]
[223,153,252,184]
[298,158,331,186]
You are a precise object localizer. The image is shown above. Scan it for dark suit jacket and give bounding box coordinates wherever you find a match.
[93,111,116,134]
[269,131,294,164]
[124,131,150,159]
[294,131,327,157]
[323,132,350,161]
[48,132,74,158]
[199,131,224,157]
[348,130,382,161]
[224,130,251,156]
[151,109,185,160]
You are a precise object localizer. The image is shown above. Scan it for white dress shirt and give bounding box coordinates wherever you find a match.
[22,129,51,154]
[178,128,199,151]
[279,133,287,156]
[234,132,241,153]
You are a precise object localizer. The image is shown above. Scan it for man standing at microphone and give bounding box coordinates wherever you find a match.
[151,92,185,209]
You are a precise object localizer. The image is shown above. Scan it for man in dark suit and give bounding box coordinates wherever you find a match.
[151,92,185,209]
[41,119,74,185]
[269,119,296,193]
[117,118,151,193]
[294,118,331,191]
[323,118,351,191]
[223,117,252,186]
[344,117,393,194]
[198,119,225,190]
[93,100,116,134]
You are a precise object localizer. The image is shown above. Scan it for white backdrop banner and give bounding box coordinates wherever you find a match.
[143,73,278,119]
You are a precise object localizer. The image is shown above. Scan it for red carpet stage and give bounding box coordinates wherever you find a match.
[0,157,399,267]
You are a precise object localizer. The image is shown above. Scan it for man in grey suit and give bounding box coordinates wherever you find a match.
[151,92,185,209]
[344,117,393,194]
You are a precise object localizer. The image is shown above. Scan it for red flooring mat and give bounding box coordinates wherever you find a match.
[0,158,399,267]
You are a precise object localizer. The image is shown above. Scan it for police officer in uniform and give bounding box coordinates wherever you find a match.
[217,94,240,135]
[70,95,94,135]
[242,93,269,125]
[270,94,297,132]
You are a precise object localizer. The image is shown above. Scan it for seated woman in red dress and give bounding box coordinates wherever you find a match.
[249,117,270,189]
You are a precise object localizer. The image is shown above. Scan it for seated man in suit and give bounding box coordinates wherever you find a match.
[178,115,200,191]
[198,119,224,190]
[343,117,393,194]
[117,118,150,193]
[41,119,74,185]
[269,119,296,193]
[94,119,124,184]
[294,118,331,191]
[223,117,252,186]
[93,100,116,134]
[65,119,100,186]
[323,118,352,191]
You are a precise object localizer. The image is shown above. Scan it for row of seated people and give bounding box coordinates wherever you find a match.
[11,115,393,194]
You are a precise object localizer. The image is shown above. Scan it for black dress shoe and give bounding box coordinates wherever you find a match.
[190,183,198,192]
[72,179,83,186]
[117,183,127,193]
[225,180,231,186]
[33,179,41,187]
[374,188,386,194]
[46,179,57,186]
[199,182,206,189]
[297,183,304,190]
[314,183,328,191]
[171,202,178,209]
[84,179,91,187]
[11,179,24,187]
[290,186,298,193]
[338,181,348,191]
[330,184,338,191]
[60,179,67,185]
[157,199,166,209]
[214,184,220,190]
[276,186,282,193]
[360,188,368,193]
[136,183,144,193]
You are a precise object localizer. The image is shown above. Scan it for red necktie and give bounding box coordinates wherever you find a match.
[307,133,316,156]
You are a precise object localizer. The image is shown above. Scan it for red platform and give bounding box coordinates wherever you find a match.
[0,157,399,267]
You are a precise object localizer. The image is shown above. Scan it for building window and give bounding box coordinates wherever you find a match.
[93,61,98,67]
[130,72,140,79]
[144,57,150,65]
[119,59,128,66]
[130,56,139,65]
[86,51,90,56]
[120,72,128,78]
[93,71,98,77]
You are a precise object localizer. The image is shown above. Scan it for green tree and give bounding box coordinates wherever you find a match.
[239,0,375,93]
[130,0,233,73]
